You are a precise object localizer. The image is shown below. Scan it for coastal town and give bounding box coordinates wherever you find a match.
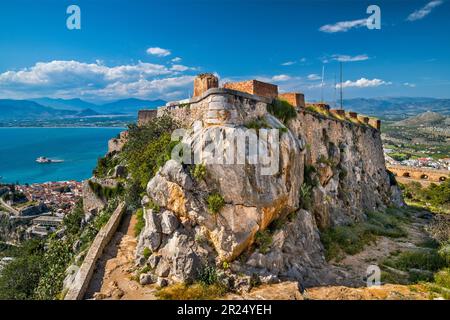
[0,181,82,239]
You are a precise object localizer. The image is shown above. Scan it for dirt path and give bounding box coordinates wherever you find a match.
[84,213,157,300]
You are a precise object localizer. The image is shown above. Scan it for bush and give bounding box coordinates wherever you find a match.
[267,99,297,124]
[254,229,272,254]
[299,183,312,210]
[121,115,179,189]
[63,199,84,235]
[143,247,152,260]
[244,117,271,130]
[197,264,218,286]
[93,153,119,178]
[206,193,225,214]
[191,164,207,181]
[134,208,145,237]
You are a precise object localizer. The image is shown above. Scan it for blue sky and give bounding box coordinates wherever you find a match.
[0,0,449,102]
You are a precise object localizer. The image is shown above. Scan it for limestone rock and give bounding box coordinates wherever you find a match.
[136,208,162,257]
[160,210,179,234]
[155,259,171,277]
[157,277,169,287]
[140,273,157,285]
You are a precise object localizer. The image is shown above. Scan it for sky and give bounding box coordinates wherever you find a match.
[0,0,449,103]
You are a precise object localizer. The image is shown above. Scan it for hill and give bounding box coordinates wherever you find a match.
[395,111,449,127]
[31,98,98,112]
[95,98,165,114]
[0,99,73,120]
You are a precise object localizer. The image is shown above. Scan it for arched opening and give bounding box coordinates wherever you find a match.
[439,176,447,182]
[420,174,428,180]
[402,172,410,178]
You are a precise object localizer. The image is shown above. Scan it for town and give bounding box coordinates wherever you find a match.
[0,181,82,239]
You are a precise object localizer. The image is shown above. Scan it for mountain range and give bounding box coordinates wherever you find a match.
[1,96,450,123]
[0,98,165,121]
[341,97,450,120]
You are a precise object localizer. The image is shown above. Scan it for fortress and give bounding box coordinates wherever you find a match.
[137,73,381,131]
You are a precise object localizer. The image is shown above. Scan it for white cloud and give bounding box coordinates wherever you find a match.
[332,54,369,62]
[337,78,392,88]
[300,58,307,63]
[170,64,190,72]
[281,61,296,66]
[319,18,367,33]
[407,0,443,21]
[403,82,416,87]
[307,74,321,81]
[271,74,291,82]
[146,47,171,57]
[171,57,182,62]
[0,60,196,100]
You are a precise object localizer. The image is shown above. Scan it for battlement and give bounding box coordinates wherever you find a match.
[138,73,381,131]
[223,79,278,99]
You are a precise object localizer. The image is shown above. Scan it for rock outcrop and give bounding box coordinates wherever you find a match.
[134,78,402,288]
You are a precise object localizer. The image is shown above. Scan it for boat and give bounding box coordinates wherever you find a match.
[36,157,64,164]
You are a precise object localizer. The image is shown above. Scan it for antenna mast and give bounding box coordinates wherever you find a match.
[321,65,325,103]
[340,62,343,109]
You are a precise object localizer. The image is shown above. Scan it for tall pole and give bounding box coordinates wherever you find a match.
[321,65,325,103]
[340,62,343,109]
[334,73,337,108]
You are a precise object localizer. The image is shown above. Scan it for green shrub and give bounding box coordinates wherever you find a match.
[267,99,297,124]
[134,208,145,237]
[197,264,218,286]
[207,193,225,214]
[155,282,227,300]
[191,164,207,181]
[254,230,272,254]
[93,153,119,178]
[122,115,180,189]
[299,183,312,210]
[143,247,152,260]
[244,117,271,130]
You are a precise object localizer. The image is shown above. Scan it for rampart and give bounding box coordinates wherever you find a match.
[64,202,126,300]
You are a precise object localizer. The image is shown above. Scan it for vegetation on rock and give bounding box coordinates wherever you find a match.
[206,193,225,214]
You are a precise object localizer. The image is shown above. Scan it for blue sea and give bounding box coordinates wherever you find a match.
[0,127,124,184]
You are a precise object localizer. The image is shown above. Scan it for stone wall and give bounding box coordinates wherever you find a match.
[107,131,128,154]
[137,110,158,126]
[156,88,271,128]
[387,164,448,183]
[289,109,392,228]
[224,80,278,99]
[64,202,126,300]
[278,92,305,108]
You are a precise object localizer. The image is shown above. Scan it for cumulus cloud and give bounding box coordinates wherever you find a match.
[337,78,391,88]
[146,47,171,57]
[271,74,291,82]
[171,57,182,62]
[403,82,416,87]
[407,0,443,21]
[319,18,367,33]
[0,60,196,100]
[332,54,370,62]
[281,61,296,66]
[307,74,321,81]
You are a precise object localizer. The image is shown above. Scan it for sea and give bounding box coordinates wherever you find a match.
[0,127,124,184]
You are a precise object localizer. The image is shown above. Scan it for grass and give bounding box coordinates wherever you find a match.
[321,209,407,261]
[155,282,227,300]
[267,99,297,124]
[244,117,271,130]
[254,229,272,254]
[134,208,144,237]
[382,250,448,283]
[206,193,225,214]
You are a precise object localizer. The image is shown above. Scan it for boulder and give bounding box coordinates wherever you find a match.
[140,273,157,285]
[160,210,179,234]
[136,208,162,257]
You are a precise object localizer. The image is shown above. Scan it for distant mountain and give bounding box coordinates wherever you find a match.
[341,97,450,120]
[95,98,165,114]
[75,108,100,117]
[0,99,74,120]
[31,97,98,111]
[395,111,448,127]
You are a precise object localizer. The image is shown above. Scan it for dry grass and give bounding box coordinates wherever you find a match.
[155,282,227,300]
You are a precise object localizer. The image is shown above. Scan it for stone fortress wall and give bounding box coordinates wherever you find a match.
[137,74,392,229]
[138,73,382,132]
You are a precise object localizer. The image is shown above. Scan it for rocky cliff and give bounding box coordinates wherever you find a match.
[133,82,402,290]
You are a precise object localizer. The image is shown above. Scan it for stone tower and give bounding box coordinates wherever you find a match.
[193,73,219,97]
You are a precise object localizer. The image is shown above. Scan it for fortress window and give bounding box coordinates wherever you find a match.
[402,172,410,178]
[420,174,428,180]
[439,176,447,182]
